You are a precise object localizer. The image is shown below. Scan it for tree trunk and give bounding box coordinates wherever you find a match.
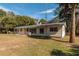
[69,4,76,43]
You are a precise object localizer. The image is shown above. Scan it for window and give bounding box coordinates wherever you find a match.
[27,28,29,32]
[40,28,44,34]
[15,29,17,32]
[50,27,58,32]
[20,28,22,32]
[30,28,36,34]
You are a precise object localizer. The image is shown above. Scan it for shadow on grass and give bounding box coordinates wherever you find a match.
[28,35,69,43]
[28,35,51,39]
[50,44,79,56]
[51,38,69,43]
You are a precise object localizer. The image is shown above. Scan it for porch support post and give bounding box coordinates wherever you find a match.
[19,28,21,34]
[37,28,39,34]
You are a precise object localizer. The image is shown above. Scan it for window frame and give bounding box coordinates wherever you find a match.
[50,27,58,32]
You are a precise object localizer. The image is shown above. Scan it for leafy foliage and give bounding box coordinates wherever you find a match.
[52,3,79,34]
[0,9,36,33]
[39,18,47,24]
[0,9,7,17]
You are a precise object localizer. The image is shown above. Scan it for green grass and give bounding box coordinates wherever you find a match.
[0,34,78,56]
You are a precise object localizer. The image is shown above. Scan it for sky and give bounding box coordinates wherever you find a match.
[0,3,58,21]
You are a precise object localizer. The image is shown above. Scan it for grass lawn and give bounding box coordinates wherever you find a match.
[0,34,79,56]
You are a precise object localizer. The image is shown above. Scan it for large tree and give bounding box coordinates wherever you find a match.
[54,3,77,43]
[69,4,76,43]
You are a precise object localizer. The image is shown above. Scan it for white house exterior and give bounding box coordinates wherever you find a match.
[15,23,66,38]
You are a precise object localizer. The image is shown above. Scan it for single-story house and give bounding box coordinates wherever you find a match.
[14,23,66,38]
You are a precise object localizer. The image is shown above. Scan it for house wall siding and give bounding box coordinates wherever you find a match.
[29,25,64,38]
[47,25,62,37]
[15,24,65,38]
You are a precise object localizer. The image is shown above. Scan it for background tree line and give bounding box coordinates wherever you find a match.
[0,9,36,33]
[0,9,47,33]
